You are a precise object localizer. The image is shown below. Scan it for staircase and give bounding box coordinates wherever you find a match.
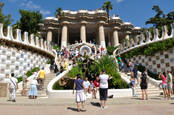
[120,72,163,97]
[16,72,56,97]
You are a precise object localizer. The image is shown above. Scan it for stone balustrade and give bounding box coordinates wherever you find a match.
[116,23,174,55]
[0,23,53,56]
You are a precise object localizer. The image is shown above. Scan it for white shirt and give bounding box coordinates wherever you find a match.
[30,79,38,85]
[83,81,90,89]
[99,74,109,88]
[9,77,18,88]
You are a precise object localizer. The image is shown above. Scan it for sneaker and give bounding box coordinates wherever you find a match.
[103,106,108,109]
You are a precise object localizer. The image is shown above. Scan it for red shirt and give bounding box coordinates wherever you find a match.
[94,80,100,87]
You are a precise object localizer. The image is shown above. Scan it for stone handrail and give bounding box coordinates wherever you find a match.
[116,23,174,55]
[0,23,53,56]
[47,65,73,97]
[137,71,162,88]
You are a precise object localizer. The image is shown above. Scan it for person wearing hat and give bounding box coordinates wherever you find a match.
[29,76,38,99]
[73,74,86,112]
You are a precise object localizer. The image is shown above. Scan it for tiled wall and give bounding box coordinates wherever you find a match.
[0,45,49,78]
[130,47,174,73]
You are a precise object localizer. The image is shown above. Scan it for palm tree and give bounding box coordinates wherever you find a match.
[102,1,113,21]
[55,7,62,17]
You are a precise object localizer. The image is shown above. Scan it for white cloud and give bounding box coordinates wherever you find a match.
[116,0,124,3]
[20,0,50,16]
[40,10,51,15]
[21,1,40,9]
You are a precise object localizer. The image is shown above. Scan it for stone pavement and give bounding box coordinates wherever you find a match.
[0,96,174,115]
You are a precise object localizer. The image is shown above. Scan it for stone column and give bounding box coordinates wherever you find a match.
[125,31,131,40]
[113,27,120,46]
[47,30,52,42]
[98,21,106,48]
[80,21,87,43]
[125,31,131,48]
[61,23,68,48]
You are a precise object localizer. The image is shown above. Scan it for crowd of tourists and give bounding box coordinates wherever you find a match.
[117,56,173,100]
[7,68,46,102]
[73,70,109,112]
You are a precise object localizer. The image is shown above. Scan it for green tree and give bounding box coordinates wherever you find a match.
[55,7,62,17]
[0,2,13,28]
[146,5,174,28]
[102,1,113,21]
[14,10,42,35]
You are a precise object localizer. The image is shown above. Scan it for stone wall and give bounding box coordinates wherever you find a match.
[130,47,174,73]
[0,45,49,79]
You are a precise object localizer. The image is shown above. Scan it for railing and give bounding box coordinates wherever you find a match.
[0,23,53,56]
[116,23,174,55]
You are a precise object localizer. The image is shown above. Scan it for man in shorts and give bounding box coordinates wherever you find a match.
[73,74,86,112]
[99,70,109,109]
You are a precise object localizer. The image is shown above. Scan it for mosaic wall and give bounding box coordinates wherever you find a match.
[130,47,174,73]
[0,45,49,78]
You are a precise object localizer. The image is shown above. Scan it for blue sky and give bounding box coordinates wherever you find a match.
[2,0,174,28]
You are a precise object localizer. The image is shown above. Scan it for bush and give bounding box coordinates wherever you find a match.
[53,82,64,90]
[17,76,22,83]
[47,59,51,64]
[106,46,118,55]
[122,38,174,58]
[68,66,83,78]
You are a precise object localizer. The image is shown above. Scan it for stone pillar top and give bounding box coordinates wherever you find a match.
[61,21,70,25]
[80,21,88,25]
[97,21,106,25]
[126,31,131,35]
[113,26,120,31]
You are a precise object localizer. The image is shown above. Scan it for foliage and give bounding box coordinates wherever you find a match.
[17,76,22,83]
[55,7,62,17]
[0,2,13,29]
[13,10,42,35]
[146,5,174,28]
[17,67,40,83]
[102,1,113,20]
[68,55,128,89]
[53,82,64,90]
[68,66,83,78]
[122,38,174,58]
[106,46,118,55]
[47,59,51,64]
[89,55,128,88]
[53,45,60,50]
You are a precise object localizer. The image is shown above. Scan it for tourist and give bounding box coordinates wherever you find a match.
[38,68,45,90]
[167,70,173,99]
[140,72,148,100]
[128,60,134,71]
[89,80,94,94]
[73,74,86,112]
[21,72,28,96]
[133,66,138,84]
[130,71,137,97]
[8,73,18,102]
[92,46,95,55]
[159,72,167,98]
[99,70,109,109]
[63,59,68,70]
[29,77,38,99]
[83,77,90,95]
[94,76,100,99]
